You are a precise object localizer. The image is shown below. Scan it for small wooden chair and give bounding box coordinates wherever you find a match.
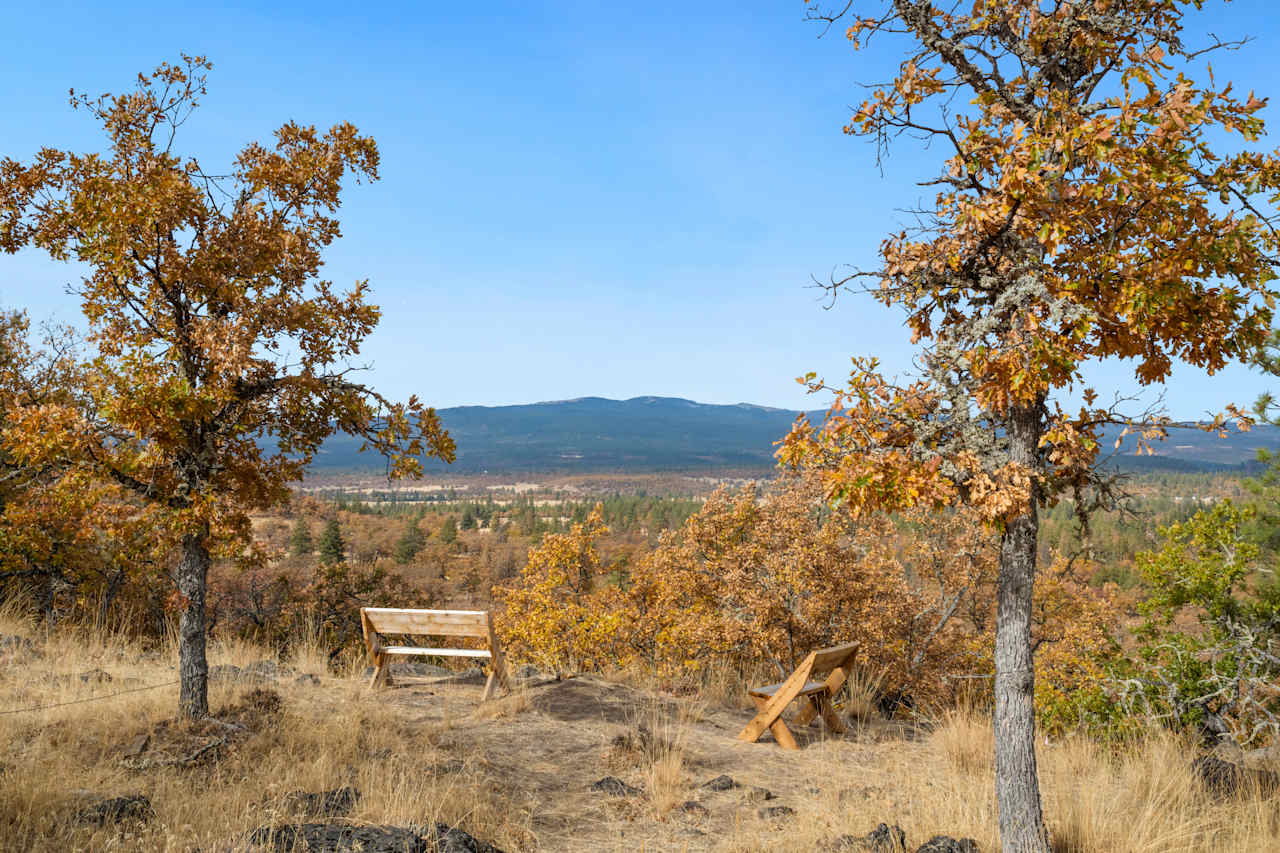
[736,641,859,750]
[360,607,510,701]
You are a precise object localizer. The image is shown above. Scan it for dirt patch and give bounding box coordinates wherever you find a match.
[529,677,673,725]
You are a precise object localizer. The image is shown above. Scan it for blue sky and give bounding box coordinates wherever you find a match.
[3,0,1280,417]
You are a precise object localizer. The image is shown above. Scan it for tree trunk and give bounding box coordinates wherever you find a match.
[994,402,1050,853]
[96,566,126,631]
[176,528,211,719]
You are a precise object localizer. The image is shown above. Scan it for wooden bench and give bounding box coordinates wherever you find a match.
[736,641,859,750]
[359,607,509,701]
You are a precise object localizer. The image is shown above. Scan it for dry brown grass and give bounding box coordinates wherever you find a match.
[3,606,1280,853]
[600,698,698,819]
[471,683,533,720]
[0,609,534,852]
[841,664,886,726]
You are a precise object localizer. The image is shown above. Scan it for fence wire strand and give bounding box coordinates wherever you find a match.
[0,679,179,716]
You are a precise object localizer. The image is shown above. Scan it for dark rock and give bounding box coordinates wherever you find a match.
[915,836,980,853]
[746,786,776,802]
[680,800,709,817]
[756,805,795,820]
[432,822,506,853]
[295,673,322,686]
[75,794,154,826]
[805,786,822,796]
[248,659,284,677]
[701,774,737,791]
[210,664,243,682]
[875,690,915,719]
[248,823,428,852]
[447,667,486,683]
[589,776,641,796]
[857,822,907,853]
[1193,754,1280,797]
[283,786,360,818]
[245,821,504,853]
[78,668,113,684]
[211,660,285,684]
[391,661,453,678]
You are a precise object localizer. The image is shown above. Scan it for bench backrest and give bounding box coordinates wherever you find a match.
[362,607,490,639]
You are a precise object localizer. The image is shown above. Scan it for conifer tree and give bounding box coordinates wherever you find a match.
[394,519,425,564]
[318,520,346,566]
[289,518,314,558]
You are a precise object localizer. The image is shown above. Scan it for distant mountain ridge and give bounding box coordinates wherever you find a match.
[307,396,1280,475]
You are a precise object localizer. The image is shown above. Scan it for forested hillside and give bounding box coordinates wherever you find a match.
[307,396,1280,475]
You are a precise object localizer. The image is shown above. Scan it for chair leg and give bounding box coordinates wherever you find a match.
[794,696,820,727]
[817,693,846,734]
[746,696,799,750]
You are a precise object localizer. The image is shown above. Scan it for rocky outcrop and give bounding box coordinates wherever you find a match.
[74,794,154,826]
[826,824,979,853]
[701,774,737,791]
[589,776,641,796]
[1193,754,1280,797]
[210,660,288,683]
[915,836,980,853]
[246,822,504,853]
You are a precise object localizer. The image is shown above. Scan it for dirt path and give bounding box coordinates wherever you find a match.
[373,672,929,852]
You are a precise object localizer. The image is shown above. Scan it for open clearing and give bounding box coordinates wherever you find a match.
[2,624,1278,852]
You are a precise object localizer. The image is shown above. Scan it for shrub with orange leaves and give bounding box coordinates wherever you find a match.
[494,475,1125,724]
[494,506,631,674]
[497,477,1004,707]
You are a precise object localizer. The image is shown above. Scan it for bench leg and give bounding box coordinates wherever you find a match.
[368,652,390,691]
[481,650,508,702]
[750,696,799,750]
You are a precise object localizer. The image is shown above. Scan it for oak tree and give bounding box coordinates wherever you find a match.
[784,3,1280,849]
[0,312,161,626]
[0,56,454,718]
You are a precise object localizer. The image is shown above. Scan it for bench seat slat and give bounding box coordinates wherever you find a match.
[748,680,828,699]
[382,646,492,658]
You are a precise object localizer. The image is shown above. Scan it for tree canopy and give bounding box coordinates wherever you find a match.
[0,55,455,717]
[783,3,1280,850]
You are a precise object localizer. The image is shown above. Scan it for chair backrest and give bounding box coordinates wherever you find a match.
[362,607,490,639]
[809,641,859,675]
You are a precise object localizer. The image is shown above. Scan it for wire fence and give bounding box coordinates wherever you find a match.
[0,679,179,716]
